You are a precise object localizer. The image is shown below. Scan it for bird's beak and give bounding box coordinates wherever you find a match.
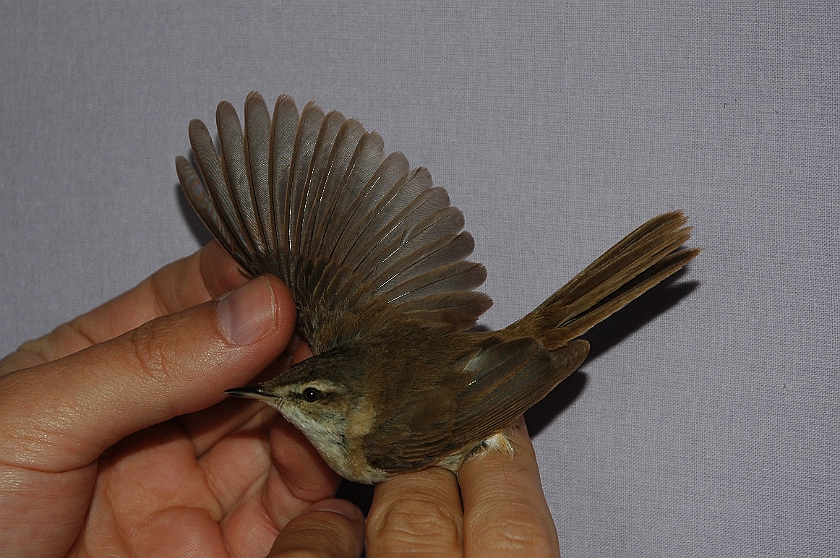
[225,385,278,403]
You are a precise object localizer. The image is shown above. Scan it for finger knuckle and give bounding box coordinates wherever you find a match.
[14,319,96,365]
[368,495,462,550]
[7,340,51,373]
[125,316,180,383]
[470,514,559,556]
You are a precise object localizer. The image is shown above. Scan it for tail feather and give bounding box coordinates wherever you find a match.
[505,211,699,350]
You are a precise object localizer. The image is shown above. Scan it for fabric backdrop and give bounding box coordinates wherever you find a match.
[2,2,837,555]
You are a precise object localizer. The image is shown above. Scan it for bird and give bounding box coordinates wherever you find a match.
[176,91,699,484]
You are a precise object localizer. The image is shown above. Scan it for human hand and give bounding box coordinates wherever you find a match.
[0,242,363,557]
[365,416,561,558]
[0,241,560,557]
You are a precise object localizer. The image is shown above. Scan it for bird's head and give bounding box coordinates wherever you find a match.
[225,349,386,482]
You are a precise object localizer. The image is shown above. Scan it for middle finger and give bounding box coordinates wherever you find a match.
[367,467,463,557]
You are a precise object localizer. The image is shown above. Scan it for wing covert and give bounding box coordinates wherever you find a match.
[360,336,589,473]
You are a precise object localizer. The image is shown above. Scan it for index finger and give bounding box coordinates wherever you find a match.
[459,416,561,558]
[3,241,247,371]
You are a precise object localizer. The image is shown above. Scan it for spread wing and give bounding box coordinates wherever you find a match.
[176,92,492,353]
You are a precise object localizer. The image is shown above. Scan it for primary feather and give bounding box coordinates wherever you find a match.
[176,92,492,354]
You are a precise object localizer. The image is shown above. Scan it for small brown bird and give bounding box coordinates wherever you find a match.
[176,92,699,484]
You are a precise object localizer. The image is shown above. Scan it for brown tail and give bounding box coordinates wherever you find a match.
[504,211,700,350]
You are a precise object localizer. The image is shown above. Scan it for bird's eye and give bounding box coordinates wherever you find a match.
[302,387,322,402]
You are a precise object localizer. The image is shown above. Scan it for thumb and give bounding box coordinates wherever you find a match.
[0,275,295,471]
[267,499,365,558]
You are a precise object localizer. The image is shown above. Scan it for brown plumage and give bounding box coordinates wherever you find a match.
[176,92,699,483]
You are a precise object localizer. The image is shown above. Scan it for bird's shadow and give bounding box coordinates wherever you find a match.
[525,271,699,436]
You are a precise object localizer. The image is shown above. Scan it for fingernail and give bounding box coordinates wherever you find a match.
[217,276,277,345]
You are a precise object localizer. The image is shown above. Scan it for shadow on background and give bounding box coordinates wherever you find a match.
[526,270,699,436]
[581,270,699,361]
[525,370,588,437]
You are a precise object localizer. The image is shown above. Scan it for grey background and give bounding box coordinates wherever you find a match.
[2,1,837,556]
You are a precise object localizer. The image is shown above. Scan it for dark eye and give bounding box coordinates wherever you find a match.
[302,387,322,402]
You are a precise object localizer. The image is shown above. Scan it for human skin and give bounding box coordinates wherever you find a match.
[0,241,560,558]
